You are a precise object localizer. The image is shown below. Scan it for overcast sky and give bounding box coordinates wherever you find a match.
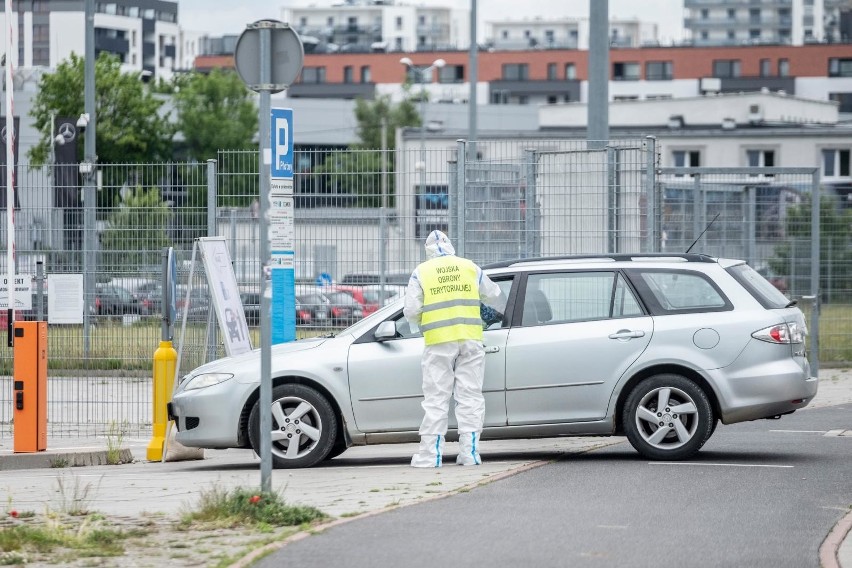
[178,0,685,43]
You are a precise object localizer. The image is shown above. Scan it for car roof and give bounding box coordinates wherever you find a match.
[483,253,719,271]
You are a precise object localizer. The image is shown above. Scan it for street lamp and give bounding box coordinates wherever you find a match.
[400,57,445,198]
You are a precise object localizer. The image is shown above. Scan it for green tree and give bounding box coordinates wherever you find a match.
[768,195,852,302]
[28,52,174,165]
[352,94,420,150]
[100,186,172,270]
[312,94,420,206]
[172,69,258,161]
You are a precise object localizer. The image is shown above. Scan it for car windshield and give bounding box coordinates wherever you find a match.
[726,263,791,309]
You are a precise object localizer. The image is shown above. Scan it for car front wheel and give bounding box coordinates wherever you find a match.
[248,384,338,469]
[623,374,714,461]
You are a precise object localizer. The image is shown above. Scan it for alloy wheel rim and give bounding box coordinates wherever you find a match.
[634,386,699,450]
[269,396,323,460]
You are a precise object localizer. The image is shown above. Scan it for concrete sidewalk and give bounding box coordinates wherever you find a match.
[1,370,850,567]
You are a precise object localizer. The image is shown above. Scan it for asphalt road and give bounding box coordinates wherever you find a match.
[256,405,852,568]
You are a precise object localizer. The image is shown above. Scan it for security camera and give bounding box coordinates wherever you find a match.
[76,113,90,131]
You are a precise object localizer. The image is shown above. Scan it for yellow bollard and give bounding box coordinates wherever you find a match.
[146,340,177,461]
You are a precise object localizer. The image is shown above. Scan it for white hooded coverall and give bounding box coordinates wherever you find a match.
[404,231,505,467]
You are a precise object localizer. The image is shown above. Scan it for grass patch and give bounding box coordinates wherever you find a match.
[105,420,128,465]
[179,486,326,529]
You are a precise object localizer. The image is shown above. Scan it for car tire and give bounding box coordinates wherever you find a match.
[325,436,349,461]
[248,383,338,469]
[623,374,714,461]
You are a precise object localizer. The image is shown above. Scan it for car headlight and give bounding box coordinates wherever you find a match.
[182,372,234,391]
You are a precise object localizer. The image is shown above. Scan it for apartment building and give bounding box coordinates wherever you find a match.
[0,0,196,81]
[282,0,470,53]
[194,43,852,113]
[684,0,852,46]
[486,16,658,51]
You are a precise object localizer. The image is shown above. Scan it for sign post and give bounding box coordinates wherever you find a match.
[234,19,303,493]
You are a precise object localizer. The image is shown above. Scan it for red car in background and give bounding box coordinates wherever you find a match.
[329,285,381,316]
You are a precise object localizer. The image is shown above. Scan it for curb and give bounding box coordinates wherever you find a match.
[0,448,134,471]
[820,509,852,568]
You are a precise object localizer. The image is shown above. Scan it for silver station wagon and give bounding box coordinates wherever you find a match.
[168,254,817,468]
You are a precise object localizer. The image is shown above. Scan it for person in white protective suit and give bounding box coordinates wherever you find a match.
[403,230,506,468]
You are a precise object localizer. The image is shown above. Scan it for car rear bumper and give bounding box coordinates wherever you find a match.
[712,363,818,424]
[170,380,253,448]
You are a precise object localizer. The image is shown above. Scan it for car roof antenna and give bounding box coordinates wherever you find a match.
[685,212,721,254]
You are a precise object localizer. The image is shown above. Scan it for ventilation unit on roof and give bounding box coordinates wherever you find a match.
[748,104,763,123]
[722,117,736,130]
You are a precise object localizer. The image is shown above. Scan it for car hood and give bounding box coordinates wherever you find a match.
[182,336,328,378]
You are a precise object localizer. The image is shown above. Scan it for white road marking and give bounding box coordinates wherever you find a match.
[648,462,794,468]
[596,525,630,529]
[769,429,828,434]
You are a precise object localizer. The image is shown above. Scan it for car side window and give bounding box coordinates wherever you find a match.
[521,272,642,326]
[633,270,729,312]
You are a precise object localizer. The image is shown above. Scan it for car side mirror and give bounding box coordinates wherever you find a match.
[374,320,398,342]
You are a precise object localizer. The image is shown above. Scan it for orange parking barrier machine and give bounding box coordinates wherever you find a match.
[13,321,48,453]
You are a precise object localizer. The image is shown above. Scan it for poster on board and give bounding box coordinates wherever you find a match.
[198,237,252,357]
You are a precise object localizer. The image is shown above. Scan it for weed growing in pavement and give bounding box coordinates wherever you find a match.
[179,485,327,529]
[105,420,129,465]
[55,473,102,516]
[49,457,69,468]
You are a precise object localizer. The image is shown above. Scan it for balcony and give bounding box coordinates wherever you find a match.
[488,79,581,100]
[287,82,376,100]
[94,35,129,55]
[714,75,795,94]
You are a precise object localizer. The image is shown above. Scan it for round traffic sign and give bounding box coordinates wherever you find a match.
[234,20,305,93]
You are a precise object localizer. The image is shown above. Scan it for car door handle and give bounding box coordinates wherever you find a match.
[484,346,500,354]
[608,330,645,340]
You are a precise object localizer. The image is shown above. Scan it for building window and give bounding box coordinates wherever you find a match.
[728,30,736,41]
[749,8,760,24]
[360,65,371,83]
[778,58,789,77]
[518,95,529,105]
[829,92,852,113]
[395,16,403,30]
[545,30,554,45]
[547,63,558,80]
[300,66,326,84]
[32,47,49,66]
[828,58,852,77]
[727,8,736,19]
[760,58,771,77]
[672,150,700,168]
[299,17,307,26]
[491,90,509,104]
[501,30,509,39]
[645,61,673,81]
[700,9,708,18]
[613,62,639,81]
[749,29,760,39]
[502,63,528,81]
[701,30,708,40]
[438,64,464,84]
[747,149,775,176]
[547,95,557,104]
[822,149,851,178]
[327,17,333,26]
[713,59,741,78]
[613,95,639,101]
[565,63,576,79]
[343,66,354,83]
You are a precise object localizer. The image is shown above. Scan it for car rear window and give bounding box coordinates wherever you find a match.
[626,269,732,314]
[726,264,791,309]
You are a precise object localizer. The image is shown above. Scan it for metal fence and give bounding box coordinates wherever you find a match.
[0,138,848,439]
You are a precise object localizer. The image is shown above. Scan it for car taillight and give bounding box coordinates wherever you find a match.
[752,322,805,344]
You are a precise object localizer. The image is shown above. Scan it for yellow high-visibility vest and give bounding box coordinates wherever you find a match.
[418,255,482,345]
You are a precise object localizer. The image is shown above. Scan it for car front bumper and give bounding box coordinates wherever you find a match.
[169,379,255,448]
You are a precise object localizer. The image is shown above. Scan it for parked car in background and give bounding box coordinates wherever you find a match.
[321,290,364,324]
[360,284,407,306]
[170,253,816,469]
[330,285,380,316]
[94,284,147,317]
[296,292,331,326]
[340,272,411,286]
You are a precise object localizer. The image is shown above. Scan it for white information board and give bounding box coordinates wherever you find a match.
[47,274,84,324]
[198,237,252,357]
[0,274,33,309]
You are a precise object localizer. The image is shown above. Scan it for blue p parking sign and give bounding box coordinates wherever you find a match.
[271,108,293,180]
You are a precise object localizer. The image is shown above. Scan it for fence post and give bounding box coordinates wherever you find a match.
[456,139,466,257]
[205,159,218,363]
[607,146,618,254]
[448,158,458,246]
[809,170,820,376]
[692,173,703,248]
[745,185,756,267]
[523,149,537,258]
[35,261,44,321]
[644,136,657,253]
